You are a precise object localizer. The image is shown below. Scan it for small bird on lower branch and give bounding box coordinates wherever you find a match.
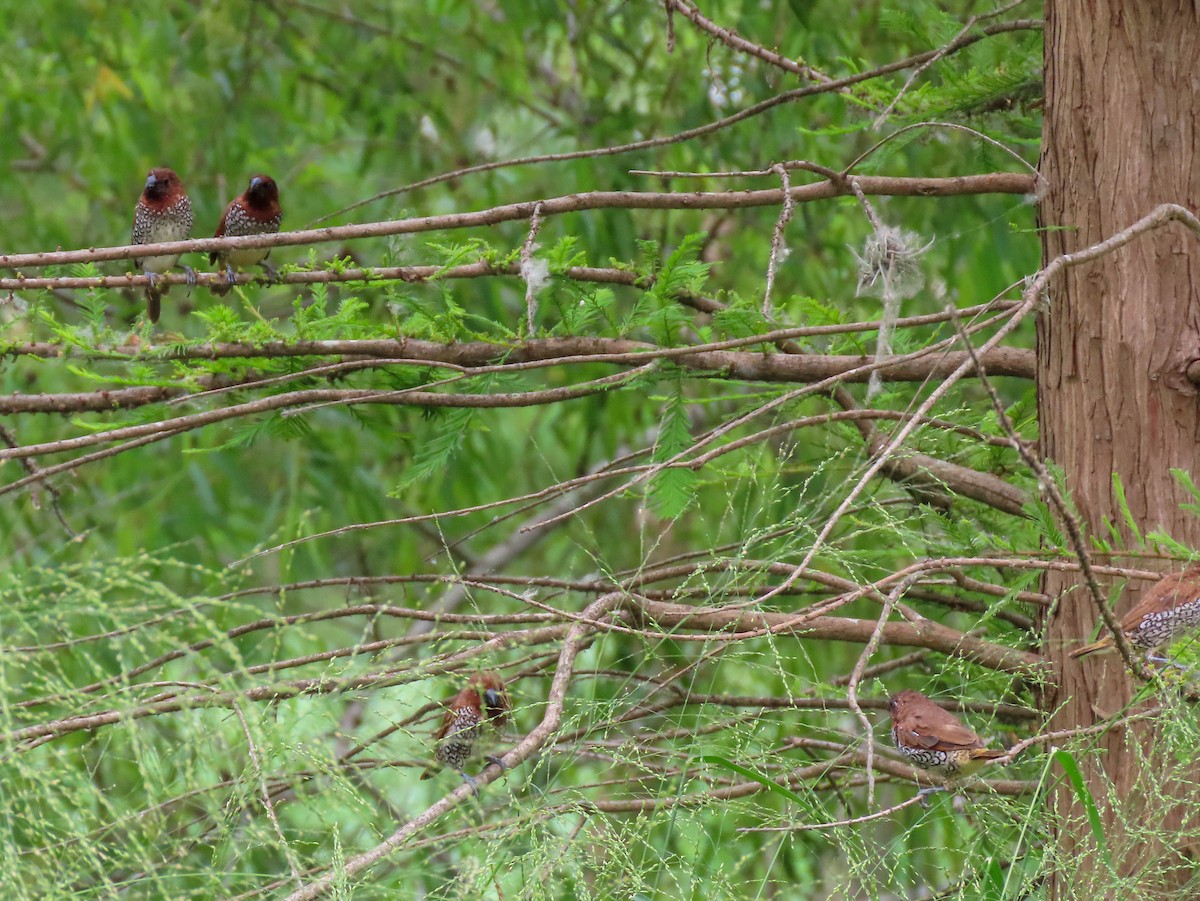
[421,671,510,789]
[888,689,1007,798]
[1070,563,1200,664]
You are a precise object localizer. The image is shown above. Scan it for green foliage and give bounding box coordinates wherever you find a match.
[623,235,711,344]
[1052,749,1112,869]
[710,301,773,343]
[648,378,698,518]
[391,405,479,494]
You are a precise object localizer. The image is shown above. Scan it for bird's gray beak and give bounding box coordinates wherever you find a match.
[249,176,264,191]
[145,173,159,190]
[484,689,501,709]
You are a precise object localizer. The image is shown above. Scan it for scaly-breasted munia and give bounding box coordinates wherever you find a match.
[210,174,283,296]
[131,167,195,323]
[889,689,1006,795]
[420,671,510,786]
[1071,563,1200,662]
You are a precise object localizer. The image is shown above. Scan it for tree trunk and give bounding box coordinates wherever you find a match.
[1039,2,1200,896]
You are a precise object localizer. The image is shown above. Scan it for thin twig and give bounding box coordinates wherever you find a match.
[740,794,925,832]
[846,571,924,805]
[151,682,304,888]
[845,121,1041,182]
[3,299,1023,361]
[521,202,545,334]
[663,0,833,84]
[0,422,77,536]
[762,163,795,318]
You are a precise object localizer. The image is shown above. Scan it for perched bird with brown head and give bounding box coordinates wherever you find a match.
[888,689,1006,796]
[421,671,511,788]
[1071,563,1200,663]
[210,174,283,296]
[131,167,195,323]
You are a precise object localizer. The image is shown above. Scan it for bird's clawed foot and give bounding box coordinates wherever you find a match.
[260,260,280,283]
[182,265,197,291]
[916,785,947,807]
[225,264,238,289]
[457,770,480,795]
[1146,653,1193,674]
[484,755,508,773]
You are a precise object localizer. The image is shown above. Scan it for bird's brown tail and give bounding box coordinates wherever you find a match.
[970,748,1008,762]
[1069,637,1113,659]
[146,290,161,324]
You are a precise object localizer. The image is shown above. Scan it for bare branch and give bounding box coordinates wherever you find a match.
[520,202,545,334]
[0,175,1035,271]
[762,162,795,317]
[633,598,1042,675]
[663,0,834,84]
[0,344,1037,417]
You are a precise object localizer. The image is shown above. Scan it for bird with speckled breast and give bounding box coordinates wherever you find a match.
[1071,563,1200,663]
[421,671,510,788]
[210,174,283,296]
[889,689,1007,796]
[131,167,195,323]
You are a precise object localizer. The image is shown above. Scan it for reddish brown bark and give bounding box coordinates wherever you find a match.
[1039,2,1200,896]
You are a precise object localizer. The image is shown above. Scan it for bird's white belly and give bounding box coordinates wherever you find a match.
[225,247,269,268]
[138,254,181,273]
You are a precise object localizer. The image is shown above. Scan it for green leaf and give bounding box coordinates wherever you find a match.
[699,755,813,809]
[623,234,711,342]
[648,381,697,518]
[1111,473,1143,545]
[1052,749,1112,869]
[557,287,614,336]
[1172,469,1200,517]
[391,405,477,493]
[710,305,773,342]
